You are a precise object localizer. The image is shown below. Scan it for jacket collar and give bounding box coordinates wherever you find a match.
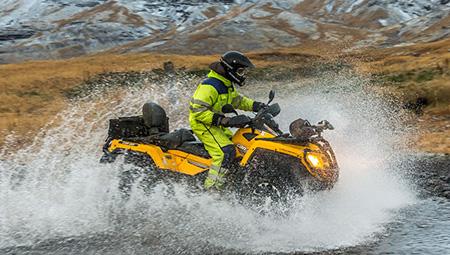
[208,70,232,87]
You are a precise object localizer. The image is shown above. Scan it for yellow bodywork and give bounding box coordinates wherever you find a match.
[108,140,212,175]
[107,127,335,181]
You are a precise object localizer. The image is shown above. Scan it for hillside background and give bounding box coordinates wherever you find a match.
[0,0,449,153]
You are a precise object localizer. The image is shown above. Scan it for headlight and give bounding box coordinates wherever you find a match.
[305,152,330,169]
[307,154,321,168]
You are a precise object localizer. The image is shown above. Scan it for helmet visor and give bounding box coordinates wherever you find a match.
[236,67,248,77]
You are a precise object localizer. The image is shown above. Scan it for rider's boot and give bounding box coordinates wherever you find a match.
[204,166,229,190]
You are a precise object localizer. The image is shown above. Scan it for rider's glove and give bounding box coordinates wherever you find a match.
[219,115,251,128]
[252,101,267,112]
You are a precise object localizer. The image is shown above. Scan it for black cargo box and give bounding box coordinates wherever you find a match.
[108,116,150,139]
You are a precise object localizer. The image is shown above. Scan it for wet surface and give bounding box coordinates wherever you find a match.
[404,154,450,199]
[0,154,448,255]
[1,74,449,254]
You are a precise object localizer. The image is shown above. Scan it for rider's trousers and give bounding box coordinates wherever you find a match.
[191,125,236,189]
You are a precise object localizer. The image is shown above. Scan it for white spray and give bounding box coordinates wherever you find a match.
[0,71,416,253]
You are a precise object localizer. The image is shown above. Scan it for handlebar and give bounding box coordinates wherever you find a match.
[245,108,334,138]
[245,103,283,135]
[223,90,333,138]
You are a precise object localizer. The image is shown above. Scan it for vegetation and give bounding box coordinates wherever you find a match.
[354,39,450,154]
[1,39,449,153]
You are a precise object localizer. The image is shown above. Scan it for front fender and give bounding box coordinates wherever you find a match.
[239,140,337,184]
[239,140,305,166]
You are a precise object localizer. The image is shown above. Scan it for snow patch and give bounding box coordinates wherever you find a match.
[378,19,389,27]
[0,0,449,62]
[326,0,335,13]
[276,11,317,33]
[346,0,364,13]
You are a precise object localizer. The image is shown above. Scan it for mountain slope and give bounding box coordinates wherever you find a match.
[0,0,449,63]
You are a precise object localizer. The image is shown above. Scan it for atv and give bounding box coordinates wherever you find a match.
[100,91,339,203]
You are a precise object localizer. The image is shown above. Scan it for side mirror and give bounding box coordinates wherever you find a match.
[267,103,281,117]
[222,104,238,115]
[267,90,275,105]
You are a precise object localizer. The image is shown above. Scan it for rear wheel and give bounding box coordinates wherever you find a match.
[119,151,159,198]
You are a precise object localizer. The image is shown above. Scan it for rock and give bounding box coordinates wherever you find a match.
[403,97,429,115]
[427,176,438,184]
[443,190,450,199]
[433,184,444,193]
[439,175,450,183]
[163,61,175,73]
[0,28,35,41]
[75,2,100,8]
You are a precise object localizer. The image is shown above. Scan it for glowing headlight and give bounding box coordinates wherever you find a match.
[307,154,321,167]
[305,152,329,169]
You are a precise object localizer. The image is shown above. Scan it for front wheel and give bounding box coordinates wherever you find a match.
[246,177,287,214]
[240,149,307,211]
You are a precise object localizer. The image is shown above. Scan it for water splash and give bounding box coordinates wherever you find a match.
[0,71,416,253]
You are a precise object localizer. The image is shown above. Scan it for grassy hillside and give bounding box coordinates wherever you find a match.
[0,54,212,145]
[353,39,450,154]
[1,40,449,153]
[0,52,283,146]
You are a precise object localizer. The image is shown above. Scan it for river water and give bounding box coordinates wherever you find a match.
[0,72,448,254]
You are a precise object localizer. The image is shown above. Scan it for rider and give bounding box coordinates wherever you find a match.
[189,51,266,190]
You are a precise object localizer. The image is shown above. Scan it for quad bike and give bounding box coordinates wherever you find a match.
[100,91,339,204]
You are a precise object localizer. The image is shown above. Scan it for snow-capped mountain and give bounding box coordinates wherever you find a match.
[0,0,449,63]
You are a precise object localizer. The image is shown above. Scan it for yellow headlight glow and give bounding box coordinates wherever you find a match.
[306,152,330,170]
[307,154,322,168]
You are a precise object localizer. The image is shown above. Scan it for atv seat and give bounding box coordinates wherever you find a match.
[177,141,211,158]
[128,130,210,158]
[148,129,210,158]
[157,128,196,149]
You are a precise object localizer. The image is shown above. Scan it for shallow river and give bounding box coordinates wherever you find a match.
[1,72,449,254]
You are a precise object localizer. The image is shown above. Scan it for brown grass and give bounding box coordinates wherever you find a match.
[351,39,449,71]
[0,52,278,146]
[412,111,450,154]
[354,39,450,107]
[353,39,450,154]
[203,6,219,19]
[0,53,213,145]
[1,39,449,153]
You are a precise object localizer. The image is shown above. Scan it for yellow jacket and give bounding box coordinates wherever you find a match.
[189,70,254,129]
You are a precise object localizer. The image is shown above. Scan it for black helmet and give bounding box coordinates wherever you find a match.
[220,51,255,86]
